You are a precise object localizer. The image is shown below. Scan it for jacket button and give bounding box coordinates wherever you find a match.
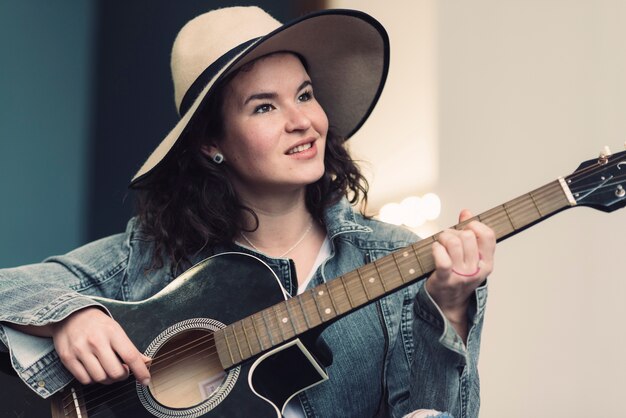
[37,380,46,388]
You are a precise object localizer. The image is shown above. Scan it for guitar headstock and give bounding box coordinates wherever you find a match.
[565,146,626,212]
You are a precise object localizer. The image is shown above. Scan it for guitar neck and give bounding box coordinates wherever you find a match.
[215,178,576,369]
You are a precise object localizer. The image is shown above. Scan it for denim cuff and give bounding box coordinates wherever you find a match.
[0,296,108,399]
[413,280,488,357]
[0,324,74,398]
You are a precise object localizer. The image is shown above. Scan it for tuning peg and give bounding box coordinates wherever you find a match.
[599,146,611,164]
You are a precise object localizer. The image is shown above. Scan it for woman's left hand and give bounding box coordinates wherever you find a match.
[425,209,495,340]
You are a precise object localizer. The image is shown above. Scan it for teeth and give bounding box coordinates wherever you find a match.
[287,142,312,155]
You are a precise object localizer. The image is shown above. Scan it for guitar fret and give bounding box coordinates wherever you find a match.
[528,190,543,216]
[479,206,515,239]
[355,269,372,301]
[534,181,570,215]
[506,194,542,229]
[274,303,296,341]
[359,263,385,299]
[413,241,435,274]
[242,317,260,356]
[301,289,323,326]
[391,249,421,283]
[326,282,342,314]
[313,283,337,323]
[379,256,405,289]
[272,304,287,341]
[391,251,408,283]
[250,313,266,352]
[235,320,252,359]
[327,279,351,315]
[297,294,313,329]
[224,326,240,366]
[340,276,355,308]
[214,329,235,369]
[309,287,325,321]
[286,298,308,334]
[233,321,250,360]
[373,261,389,292]
[261,308,277,347]
[501,203,519,230]
[411,244,426,275]
[343,271,368,305]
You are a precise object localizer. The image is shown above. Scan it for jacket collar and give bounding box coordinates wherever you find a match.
[323,198,373,239]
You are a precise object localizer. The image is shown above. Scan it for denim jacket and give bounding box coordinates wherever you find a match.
[0,199,487,418]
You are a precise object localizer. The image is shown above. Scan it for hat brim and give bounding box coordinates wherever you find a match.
[130,9,389,187]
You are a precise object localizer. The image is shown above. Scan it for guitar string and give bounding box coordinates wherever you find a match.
[62,332,223,411]
[568,175,626,194]
[62,160,626,413]
[141,352,224,396]
[65,351,219,415]
[65,335,219,410]
[77,385,135,417]
[79,388,141,418]
[64,332,214,394]
[568,172,626,196]
[566,155,626,185]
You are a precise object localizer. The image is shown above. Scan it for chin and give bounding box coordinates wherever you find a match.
[308,167,326,184]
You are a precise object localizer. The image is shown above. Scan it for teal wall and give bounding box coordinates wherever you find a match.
[0,1,94,267]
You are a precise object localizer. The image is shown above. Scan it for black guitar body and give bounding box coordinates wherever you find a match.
[1,253,328,418]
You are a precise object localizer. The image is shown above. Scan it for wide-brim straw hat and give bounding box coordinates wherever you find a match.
[130,6,390,187]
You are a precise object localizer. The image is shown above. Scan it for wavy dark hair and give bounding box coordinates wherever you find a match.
[135,60,369,275]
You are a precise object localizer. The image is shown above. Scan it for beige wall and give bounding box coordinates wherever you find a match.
[438,2,626,417]
[328,0,439,213]
[334,0,626,416]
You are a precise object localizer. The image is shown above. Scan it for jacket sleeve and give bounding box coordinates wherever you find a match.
[407,280,488,418]
[0,228,132,398]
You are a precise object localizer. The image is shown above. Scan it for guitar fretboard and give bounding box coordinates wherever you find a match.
[214,179,573,369]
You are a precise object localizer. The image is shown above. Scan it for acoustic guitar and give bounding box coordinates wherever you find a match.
[2,149,626,418]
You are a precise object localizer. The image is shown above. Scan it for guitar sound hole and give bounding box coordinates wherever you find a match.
[148,328,226,409]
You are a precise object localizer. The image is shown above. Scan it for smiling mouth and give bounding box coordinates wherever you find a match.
[287,142,313,155]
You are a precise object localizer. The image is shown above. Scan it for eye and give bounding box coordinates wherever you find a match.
[298,90,313,102]
[254,103,275,114]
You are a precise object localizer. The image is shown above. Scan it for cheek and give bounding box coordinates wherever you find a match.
[314,105,330,135]
[221,118,263,155]
[221,128,276,169]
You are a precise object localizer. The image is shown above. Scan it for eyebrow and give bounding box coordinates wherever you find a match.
[243,80,312,106]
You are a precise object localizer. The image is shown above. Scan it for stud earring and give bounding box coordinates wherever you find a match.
[212,153,224,164]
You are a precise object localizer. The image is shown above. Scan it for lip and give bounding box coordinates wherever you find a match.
[285,138,317,158]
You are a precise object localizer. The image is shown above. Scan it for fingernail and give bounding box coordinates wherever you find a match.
[141,378,151,386]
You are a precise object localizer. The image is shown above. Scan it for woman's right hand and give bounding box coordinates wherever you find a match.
[50,307,151,386]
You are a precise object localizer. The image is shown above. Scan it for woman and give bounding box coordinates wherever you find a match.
[0,7,494,418]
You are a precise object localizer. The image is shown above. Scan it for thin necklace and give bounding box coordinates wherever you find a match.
[239,219,314,258]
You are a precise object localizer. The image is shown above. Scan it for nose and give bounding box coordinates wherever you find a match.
[284,105,312,132]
